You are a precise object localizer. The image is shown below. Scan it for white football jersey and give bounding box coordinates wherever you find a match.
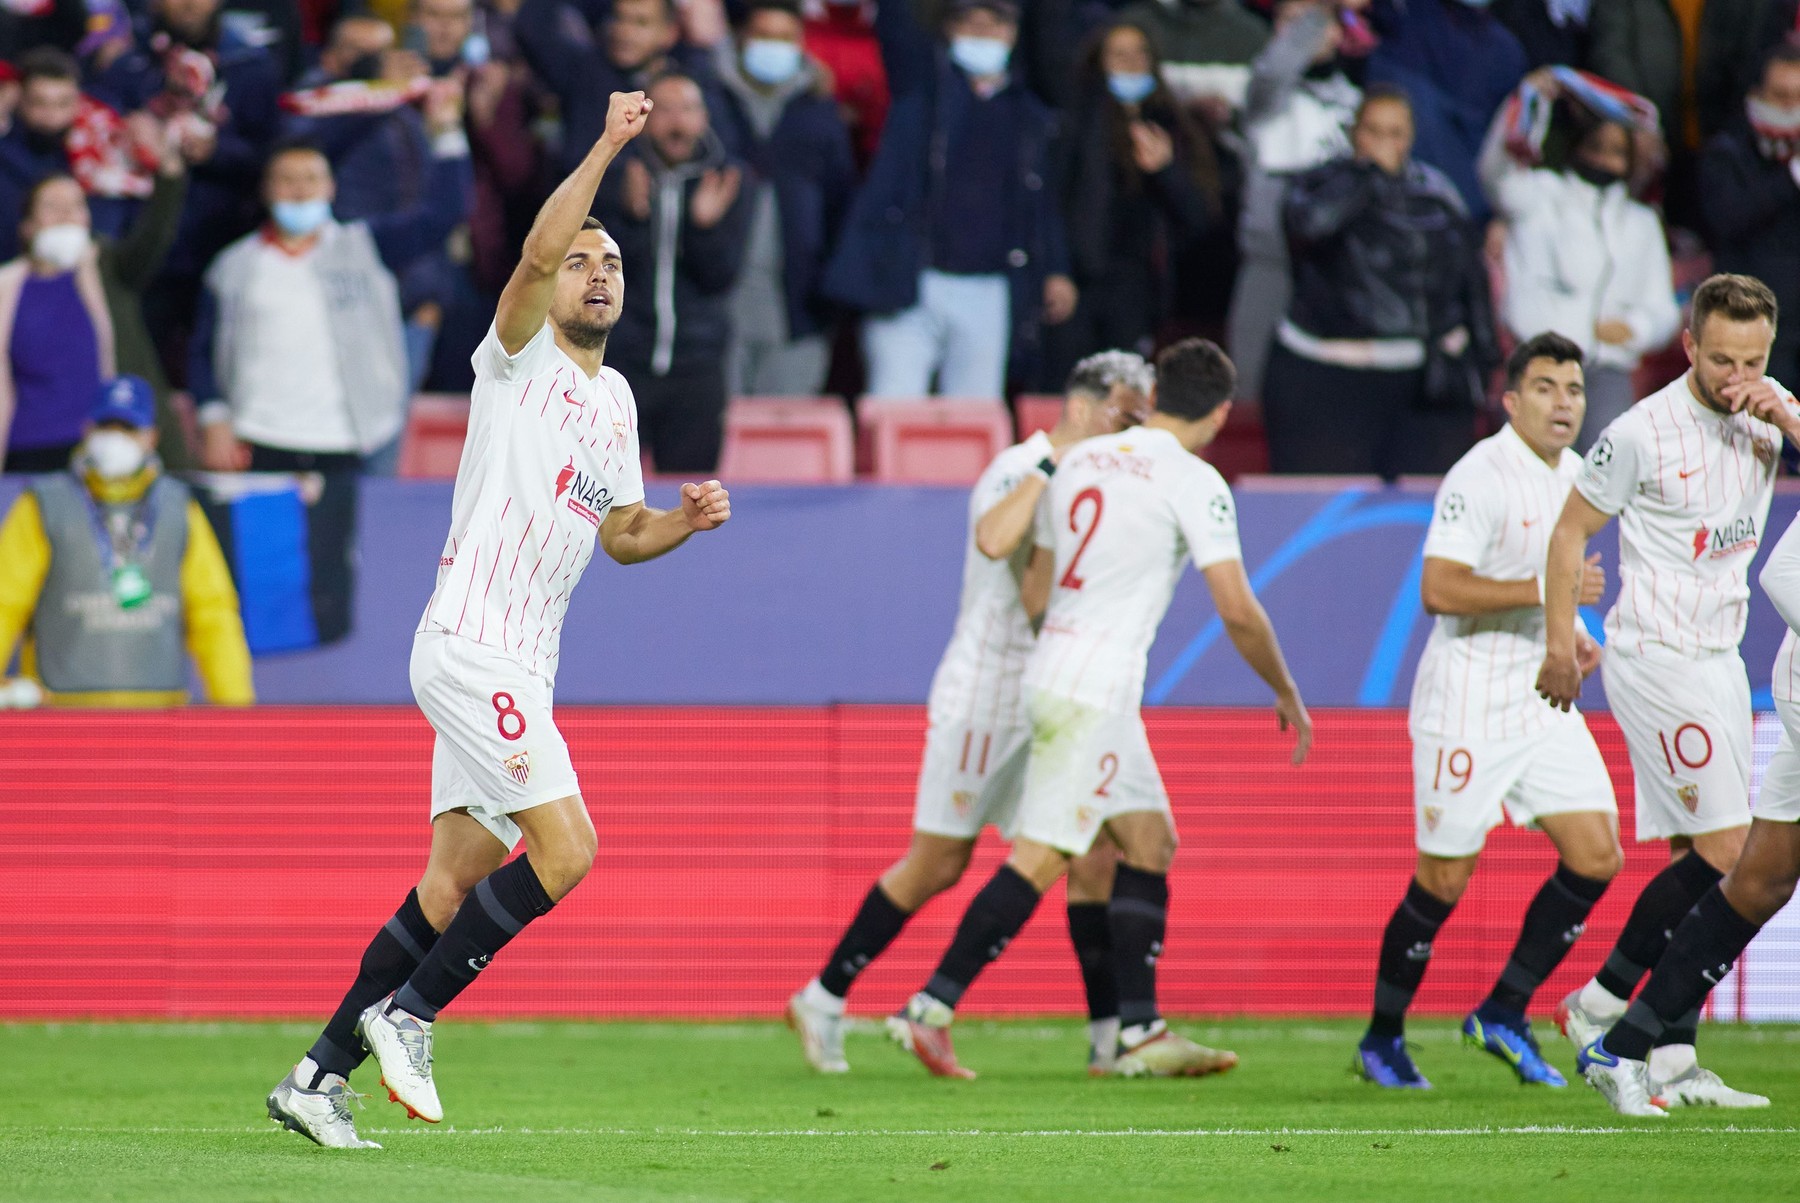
[1409,423,1582,741]
[1575,373,1786,659]
[926,431,1053,729]
[1762,513,1800,706]
[417,323,645,684]
[1025,426,1242,714]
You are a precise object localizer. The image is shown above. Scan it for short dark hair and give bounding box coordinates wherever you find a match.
[1760,39,1800,85]
[1691,273,1779,338]
[1505,332,1584,392]
[1356,83,1414,124]
[18,47,79,87]
[263,136,329,177]
[1154,338,1235,421]
[20,172,81,227]
[743,0,803,20]
[615,0,679,23]
[581,216,609,234]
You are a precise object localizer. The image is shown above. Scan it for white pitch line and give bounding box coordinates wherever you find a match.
[18,1125,1800,1139]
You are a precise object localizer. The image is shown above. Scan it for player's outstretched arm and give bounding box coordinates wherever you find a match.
[495,91,651,355]
[599,480,731,565]
[1535,491,1612,711]
[1202,559,1312,765]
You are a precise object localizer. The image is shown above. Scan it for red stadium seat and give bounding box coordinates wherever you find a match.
[719,397,854,483]
[857,396,1013,484]
[1013,394,1062,440]
[397,394,471,479]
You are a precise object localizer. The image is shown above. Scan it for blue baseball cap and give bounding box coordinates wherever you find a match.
[90,376,156,429]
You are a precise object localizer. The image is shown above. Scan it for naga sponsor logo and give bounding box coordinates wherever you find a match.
[554,456,613,527]
[1691,516,1758,561]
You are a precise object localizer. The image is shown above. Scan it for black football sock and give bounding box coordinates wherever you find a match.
[305,889,440,1083]
[1067,901,1119,1021]
[1108,866,1168,1028]
[1606,888,1761,1061]
[392,856,556,1022]
[1368,879,1456,1041]
[1654,1006,1702,1050]
[921,866,1042,1008]
[1593,854,1722,1000]
[817,883,912,999]
[1483,864,1610,1015]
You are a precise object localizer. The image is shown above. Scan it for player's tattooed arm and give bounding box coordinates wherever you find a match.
[598,480,731,564]
[496,90,651,354]
[1535,490,1612,711]
[1202,559,1312,765]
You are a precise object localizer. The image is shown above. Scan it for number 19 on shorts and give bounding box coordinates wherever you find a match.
[1429,747,1473,794]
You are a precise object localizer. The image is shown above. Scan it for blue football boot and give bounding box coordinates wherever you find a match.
[1463,1004,1567,1086]
[1355,1033,1432,1089]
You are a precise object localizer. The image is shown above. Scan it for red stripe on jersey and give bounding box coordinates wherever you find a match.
[540,368,564,418]
[452,548,481,635]
[1648,405,1670,505]
[508,514,537,581]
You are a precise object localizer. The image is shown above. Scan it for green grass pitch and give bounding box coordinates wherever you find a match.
[2,1017,1794,1202]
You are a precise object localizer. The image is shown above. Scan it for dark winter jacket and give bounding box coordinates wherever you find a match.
[821,0,1068,367]
[1282,155,1495,361]
[592,133,752,375]
[1588,0,1774,147]
[0,127,138,261]
[1699,118,1800,375]
[711,57,857,341]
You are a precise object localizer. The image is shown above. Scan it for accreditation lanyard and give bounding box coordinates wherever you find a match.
[83,486,159,610]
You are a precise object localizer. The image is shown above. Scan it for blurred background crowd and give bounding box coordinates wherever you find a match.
[2,0,1800,681]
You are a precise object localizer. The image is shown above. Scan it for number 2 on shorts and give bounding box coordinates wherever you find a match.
[492,691,527,741]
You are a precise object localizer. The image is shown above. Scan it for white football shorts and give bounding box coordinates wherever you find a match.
[1752,697,1800,824]
[1411,712,1617,858]
[912,719,1032,840]
[410,630,581,851]
[1603,644,1752,841]
[1013,690,1173,857]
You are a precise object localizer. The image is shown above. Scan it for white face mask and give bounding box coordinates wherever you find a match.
[86,429,148,479]
[31,223,90,271]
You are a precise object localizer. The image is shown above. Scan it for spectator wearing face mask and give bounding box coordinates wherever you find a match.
[823,0,1075,399]
[516,0,720,175]
[1479,68,1678,449]
[0,149,188,473]
[593,71,750,471]
[190,133,470,640]
[1115,0,1271,123]
[1046,17,1216,390]
[1700,41,1800,393]
[0,376,252,707]
[1228,0,1361,404]
[0,48,145,261]
[710,0,855,396]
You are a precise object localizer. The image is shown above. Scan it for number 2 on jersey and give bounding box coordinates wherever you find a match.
[1059,487,1105,591]
[492,692,527,741]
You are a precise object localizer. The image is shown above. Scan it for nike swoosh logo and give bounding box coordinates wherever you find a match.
[1522,519,1538,528]
[1679,469,1699,479]
[468,956,491,973]
[1701,968,1722,985]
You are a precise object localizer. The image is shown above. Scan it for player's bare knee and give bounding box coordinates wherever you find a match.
[1566,842,1624,882]
[1413,855,1475,905]
[415,874,469,931]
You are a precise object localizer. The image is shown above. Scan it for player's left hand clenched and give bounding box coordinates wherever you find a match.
[681,479,731,531]
[1732,379,1800,438]
[1276,689,1312,766]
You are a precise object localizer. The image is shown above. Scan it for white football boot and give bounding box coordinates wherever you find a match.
[1555,985,1623,1055]
[358,995,443,1123]
[1577,1038,1668,1118]
[1087,1018,1122,1077]
[1112,1021,1238,1079]
[267,1059,382,1149]
[786,983,849,1074]
[1652,1063,1771,1109]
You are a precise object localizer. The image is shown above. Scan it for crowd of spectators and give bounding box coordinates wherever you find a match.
[0,0,1797,484]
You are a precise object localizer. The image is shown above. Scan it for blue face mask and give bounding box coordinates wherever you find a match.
[742,38,803,85]
[271,198,332,237]
[1107,72,1156,105]
[949,36,1011,79]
